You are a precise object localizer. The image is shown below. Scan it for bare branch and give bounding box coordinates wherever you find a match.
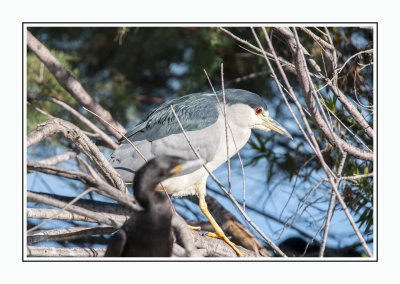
[27,191,121,228]
[275,27,374,141]
[203,69,247,210]
[26,192,132,215]
[27,162,140,211]
[27,118,126,191]
[319,153,347,256]
[250,26,372,256]
[218,27,313,79]
[299,27,335,52]
[26,30,125,139]
[27,246,106,257]
[27,225,116,245]
[28,92,118,149]
[27,208,128,224]
[275,27,373,161]
[28,187,96,233]
[38,150,77,166]
[191,231,257,257]
[171,214,203,257]
[220,64,232,194]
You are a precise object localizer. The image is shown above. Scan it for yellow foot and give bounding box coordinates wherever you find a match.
[188,225,202,231]
[205,232,220,238]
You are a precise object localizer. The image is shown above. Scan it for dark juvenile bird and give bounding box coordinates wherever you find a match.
[105,155,201,257]
[110,89,292,256]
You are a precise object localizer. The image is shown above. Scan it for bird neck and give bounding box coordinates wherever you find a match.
[133,170,173,215]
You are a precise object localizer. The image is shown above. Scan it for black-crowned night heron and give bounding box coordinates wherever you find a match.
[110,88,292,256]
[105,155,201,257]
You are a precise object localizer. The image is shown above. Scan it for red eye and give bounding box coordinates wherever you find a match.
[255,108,262,114]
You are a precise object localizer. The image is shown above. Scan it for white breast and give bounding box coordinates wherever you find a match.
[156,103,255,197]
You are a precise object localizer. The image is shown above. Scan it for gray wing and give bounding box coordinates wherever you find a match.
[109,92,223,183]
[122,92,220,141]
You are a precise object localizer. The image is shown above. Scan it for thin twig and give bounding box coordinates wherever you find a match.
[27,208,128,225]
[203,70,247,211]
[27,161,141,211]
[28,92,118,149]
[27,187,96,234]
[220,64,232,194]
[27,225,115,244]
[27,191,121,228]
[300,27,335,52]
[38,150,77,166]
[319,153,347,257]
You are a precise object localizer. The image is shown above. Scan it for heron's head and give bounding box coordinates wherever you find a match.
[252,106,293,140]
[223,89,293,140]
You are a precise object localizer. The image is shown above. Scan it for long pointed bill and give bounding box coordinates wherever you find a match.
[261,116,293,140]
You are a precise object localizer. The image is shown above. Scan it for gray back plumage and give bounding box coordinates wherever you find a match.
[121,89,267,143]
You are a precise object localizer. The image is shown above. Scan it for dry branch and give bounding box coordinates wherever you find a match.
[27,208,128,224]
[26,30,125,139]
[27,246,106,257]
[27,191,122,228]
[28,92,118,149]
[27,226,116,245]
[38,150,77,165]
[27,162,140,211]
[275,27,374,142]
[27,118,126,191]
[27,192,133,215]
[191,231,257,257]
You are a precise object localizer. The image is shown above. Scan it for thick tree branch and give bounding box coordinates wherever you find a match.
[38,150,77,165]
[28,92,118,149]
[275,27,374,141]
[26,192,133,215]
[27,208,128,224]
[27,191,121,228]
[27,226,116,245]
[27,161,140,211]
[26,30,126,139]
[27,246,106,257]
[275,27,373,161]
[27,118,126,191]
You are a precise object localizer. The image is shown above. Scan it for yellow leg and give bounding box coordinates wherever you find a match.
[199,196,243,257]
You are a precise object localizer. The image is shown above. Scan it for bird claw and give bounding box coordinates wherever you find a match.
[188,225,202,231]
[205,232,221,239]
